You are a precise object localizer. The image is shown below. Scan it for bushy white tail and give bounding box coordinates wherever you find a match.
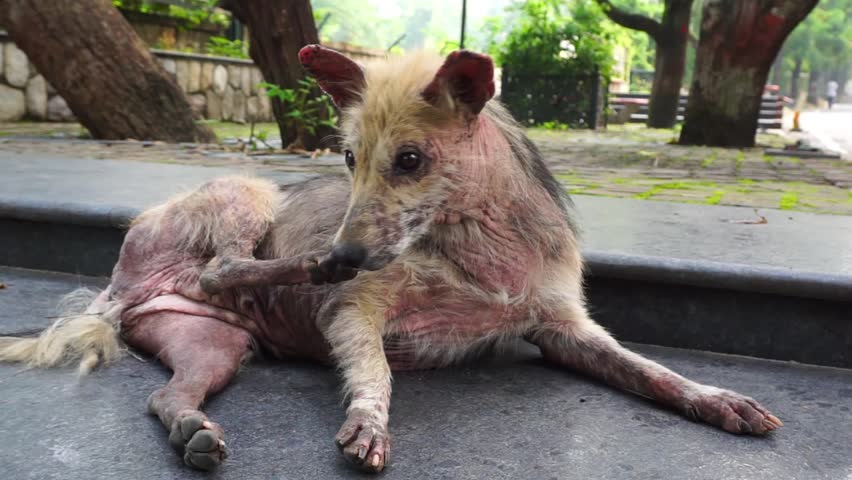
[0,288,123,375]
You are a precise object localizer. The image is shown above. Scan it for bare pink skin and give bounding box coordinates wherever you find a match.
[93,47,781,474]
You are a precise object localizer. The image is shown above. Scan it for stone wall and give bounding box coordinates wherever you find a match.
[0,40,74,122]
[154,49,273,123]
[0,34,273,123]
[0,28,389,125]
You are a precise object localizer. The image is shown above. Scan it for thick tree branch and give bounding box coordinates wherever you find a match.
[595,0,663,41]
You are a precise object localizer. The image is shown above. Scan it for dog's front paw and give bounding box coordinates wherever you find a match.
[335,408,390,473]
[685,386,783,435]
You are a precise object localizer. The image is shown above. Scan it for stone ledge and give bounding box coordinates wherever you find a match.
[2,195,850,303]
[584,251,852,303]
[150,48,255,66]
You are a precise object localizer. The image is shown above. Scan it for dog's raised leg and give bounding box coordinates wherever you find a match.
[527,302,783,435]
[158,177,281,293]
[124,312,252,470]
[199,250,360,294]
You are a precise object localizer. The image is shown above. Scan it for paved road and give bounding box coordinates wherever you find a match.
[800,103,852,159]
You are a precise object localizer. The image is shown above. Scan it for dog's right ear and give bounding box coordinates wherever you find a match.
[299,44,365,109]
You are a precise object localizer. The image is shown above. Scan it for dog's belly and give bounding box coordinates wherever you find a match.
[116,263,333,362]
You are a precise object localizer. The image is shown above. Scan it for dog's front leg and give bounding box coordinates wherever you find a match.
[324,305,392,473]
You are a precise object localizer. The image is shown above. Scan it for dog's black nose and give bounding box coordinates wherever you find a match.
[328,242,368,270]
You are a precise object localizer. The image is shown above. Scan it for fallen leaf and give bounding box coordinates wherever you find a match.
[0,282,6,289]
[729,209,768,225]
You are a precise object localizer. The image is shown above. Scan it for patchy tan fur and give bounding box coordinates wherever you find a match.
[133,176,280,256]
[0,288,123,376]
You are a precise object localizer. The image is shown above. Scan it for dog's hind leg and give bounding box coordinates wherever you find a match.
[124,312,252,470]
[129,176,282,294]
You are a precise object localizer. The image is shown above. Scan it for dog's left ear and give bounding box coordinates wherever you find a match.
[422,50,495,116]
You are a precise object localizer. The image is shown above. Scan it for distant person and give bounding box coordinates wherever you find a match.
[826,80,838,110]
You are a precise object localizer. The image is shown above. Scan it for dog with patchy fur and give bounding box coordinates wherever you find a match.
[0,46,781,473]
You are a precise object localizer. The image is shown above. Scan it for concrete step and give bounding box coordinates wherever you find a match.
[0,152,850,368]
[0,266,849,480]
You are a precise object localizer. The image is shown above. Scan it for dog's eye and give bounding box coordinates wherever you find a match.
[394,151,421,174]
[344,150,355,171]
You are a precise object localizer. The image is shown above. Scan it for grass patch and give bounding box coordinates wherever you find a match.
[198,120,279,140]
[700,152,717,168]
[632,180,718,200]
[705,190,725,205]
[634,185,663,200]
[779,192,799,210]
[734,151,745,174]
[737,178,756,185]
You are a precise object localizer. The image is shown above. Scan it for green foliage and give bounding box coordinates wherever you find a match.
[597,1,704,90]
[112,0,229,27]
[604,0,664,71]
[260,78,338,149]
[206,37,248,59]
[775,0,851,96]
[312,0,478,52]
[492,0,617,77]
[540,121,571,131]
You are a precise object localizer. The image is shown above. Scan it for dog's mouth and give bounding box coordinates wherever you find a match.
[359,253,396,272]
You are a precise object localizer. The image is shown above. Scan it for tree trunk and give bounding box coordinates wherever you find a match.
[0,0,214,143]
[790,56,803,100]
[596,0,693,129]
[806,69,821,105]
[221,0,334,150]
[679,0,818,148]
[646,0,692,128]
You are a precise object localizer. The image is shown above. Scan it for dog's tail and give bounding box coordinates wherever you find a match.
[0,287,124,375]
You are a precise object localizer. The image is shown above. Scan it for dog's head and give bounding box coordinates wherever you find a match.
[300,45,501,273]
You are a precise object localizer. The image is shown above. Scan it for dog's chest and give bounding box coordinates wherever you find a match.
[381,285,533,369]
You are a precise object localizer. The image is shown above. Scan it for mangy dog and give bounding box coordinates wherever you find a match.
[0,46,781,472]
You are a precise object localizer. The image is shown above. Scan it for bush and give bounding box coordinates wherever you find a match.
[207,37,248,59]
[496,0,616,78]
[493,0,616,128]
[259,78,338,150]
[113,0,230,27]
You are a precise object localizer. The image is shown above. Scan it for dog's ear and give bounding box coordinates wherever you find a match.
[299,44,366,109]
[421,50,496,116]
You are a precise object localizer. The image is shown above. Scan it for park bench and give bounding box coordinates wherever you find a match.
[610,92,785,129]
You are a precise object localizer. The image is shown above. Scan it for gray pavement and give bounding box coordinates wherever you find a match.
[800,103,852,159]
[2,151,851,276]
[0,266,850,480]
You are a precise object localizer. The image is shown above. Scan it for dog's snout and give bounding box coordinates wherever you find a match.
[328,242,368,269]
